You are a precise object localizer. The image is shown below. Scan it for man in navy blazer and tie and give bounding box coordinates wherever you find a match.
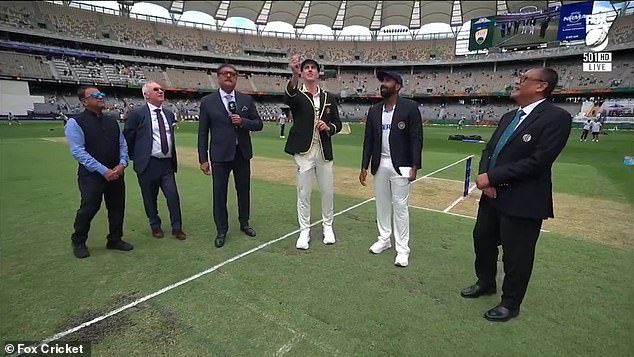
[198,64,263,248]
[123,81,186,240]
[461,68,571,322]
[359,71,423,268]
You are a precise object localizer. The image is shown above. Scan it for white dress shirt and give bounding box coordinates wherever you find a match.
[515,98,546,129]
[147,102,172,158]
[219,88,236,114]
[219,88,239,145]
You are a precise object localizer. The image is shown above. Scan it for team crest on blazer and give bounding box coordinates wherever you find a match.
[522,134,532,142]
[397,121,406,130]
[241,105,248,111]
[326,107,331,115]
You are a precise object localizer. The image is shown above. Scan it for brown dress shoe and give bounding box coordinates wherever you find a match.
[152,227,164,239]
[172,229,187,240]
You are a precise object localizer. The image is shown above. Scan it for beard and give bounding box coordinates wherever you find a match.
[380,86,394,98]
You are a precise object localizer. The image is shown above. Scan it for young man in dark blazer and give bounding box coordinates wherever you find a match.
[285,55,342,250]
[359,71,423,268]
[123,81,186,241]
[198,64,263,248]
[461,68,572,322]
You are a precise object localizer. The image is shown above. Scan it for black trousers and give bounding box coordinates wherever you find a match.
[71,174,125,244]
[211,148,250,233]
[472,197,543,310]
[592,132,599,140]
[137,157,182,231]
[280,124,286,137]
[580,129,590,140]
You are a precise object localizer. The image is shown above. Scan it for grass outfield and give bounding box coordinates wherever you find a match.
[0,122,632,356]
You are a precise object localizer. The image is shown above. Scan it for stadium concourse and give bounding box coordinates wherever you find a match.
[0,1,633,356]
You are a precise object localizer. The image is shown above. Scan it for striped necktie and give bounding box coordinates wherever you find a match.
[489,109,525,168]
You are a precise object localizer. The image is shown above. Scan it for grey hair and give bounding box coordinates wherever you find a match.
[141,82,159,97]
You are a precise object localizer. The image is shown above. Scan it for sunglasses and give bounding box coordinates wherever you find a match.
[152,87,164,92]
[518,76,546,84]
[87,92,106,99]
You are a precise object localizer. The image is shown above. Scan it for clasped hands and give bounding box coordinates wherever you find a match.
[476,173,497,199]
[104,164,125,182]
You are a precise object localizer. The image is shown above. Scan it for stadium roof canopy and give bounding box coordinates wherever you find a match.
[123,0,595,30]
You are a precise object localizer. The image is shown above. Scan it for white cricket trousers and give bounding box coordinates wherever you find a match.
[374,157,411,256]
[294,144,334,232]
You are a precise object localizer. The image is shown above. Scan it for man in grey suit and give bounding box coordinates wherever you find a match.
[198,64,263,248]
[123,81,186,240]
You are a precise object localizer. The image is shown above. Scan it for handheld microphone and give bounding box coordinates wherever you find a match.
[228,101,238,128]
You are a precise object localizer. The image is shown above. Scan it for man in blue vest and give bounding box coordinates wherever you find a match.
[65,86,134,258]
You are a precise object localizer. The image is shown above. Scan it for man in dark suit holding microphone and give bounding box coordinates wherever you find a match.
[198,64,263,248]
[461,68,571,322]
[359,71,423,268]
[123,81,186,240]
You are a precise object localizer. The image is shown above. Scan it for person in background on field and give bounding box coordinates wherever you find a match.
[278,111,287,139]
[580,119,591,141]
[59,111,69,126]
[65,86,134,259]
[458,117,465,130]
[591,119,602,142]
[8,112,21,126]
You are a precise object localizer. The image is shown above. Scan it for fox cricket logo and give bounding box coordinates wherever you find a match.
[585,13,615,52]
[475,28,488,45]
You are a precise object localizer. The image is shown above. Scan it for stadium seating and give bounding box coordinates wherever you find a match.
[250,74,286,92]
[0,51,54,79]
[2,3,633,64]
[0,1,34,29]
[3,51,633,97]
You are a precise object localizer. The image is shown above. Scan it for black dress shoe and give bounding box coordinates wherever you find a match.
[72,242,90,259]
[215,232,226,248]
[240,226,256,237]
[106,240,134,251]
[484,305,519,322]
[460,284,496,298]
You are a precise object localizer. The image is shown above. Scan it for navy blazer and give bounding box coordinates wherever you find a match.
[478,100,572,219]
[362,97,423,176]
[197,90,263,164]
[123,104,178,174]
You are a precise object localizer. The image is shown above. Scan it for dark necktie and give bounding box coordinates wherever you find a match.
[154,109,169,155]
[489,109,525,168]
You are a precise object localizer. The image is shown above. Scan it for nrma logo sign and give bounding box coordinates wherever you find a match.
[564,11,585,23]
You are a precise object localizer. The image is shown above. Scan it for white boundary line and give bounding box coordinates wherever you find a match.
[276,333,306,357]
[20,155,474,353]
